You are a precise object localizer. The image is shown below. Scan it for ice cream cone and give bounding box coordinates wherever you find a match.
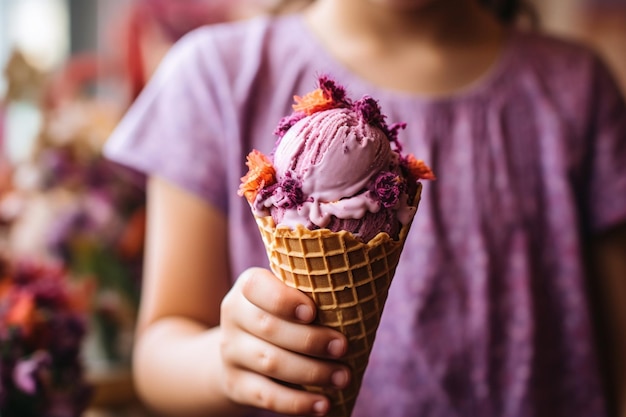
[253,184,422,417]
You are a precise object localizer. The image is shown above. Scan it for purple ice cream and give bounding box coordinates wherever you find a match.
[239,76,434,242]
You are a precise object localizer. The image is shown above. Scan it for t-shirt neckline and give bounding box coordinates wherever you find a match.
[282,12,519,105]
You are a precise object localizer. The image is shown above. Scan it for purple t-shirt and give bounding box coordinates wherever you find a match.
[105,13,626,417]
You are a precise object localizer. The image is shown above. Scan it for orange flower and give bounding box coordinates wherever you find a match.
[5,291,36,332]
[292,88,336,115]
[238,150,276,204]
[406,155,436,180]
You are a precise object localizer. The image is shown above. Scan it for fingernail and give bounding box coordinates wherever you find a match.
[332,369,349,388]
[295,304,313,322]
[313,399,328,415]
[327,339,345,357]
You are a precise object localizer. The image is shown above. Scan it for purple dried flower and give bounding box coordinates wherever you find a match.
[258,174,305,210]
[274,112,306,139]
[354,96,384,127]
[371,171,405,208]
[386,122,407,151]
[275,175,305,209]
[318,75,351,107]
[353,97,406,148]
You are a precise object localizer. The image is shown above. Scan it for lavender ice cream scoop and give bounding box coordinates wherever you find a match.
[239,76,435,242]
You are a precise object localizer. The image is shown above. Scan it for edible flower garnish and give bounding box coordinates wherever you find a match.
[292,75,351,115]
[371,171,404,208]
[238,150,277,204]
[405,154,436,180]
[292,88,336,115]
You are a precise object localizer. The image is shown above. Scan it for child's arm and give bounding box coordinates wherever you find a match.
[590,223,626,417]
[132,176,348,416]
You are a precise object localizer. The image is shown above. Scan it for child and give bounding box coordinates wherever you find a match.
[104,0,626,416]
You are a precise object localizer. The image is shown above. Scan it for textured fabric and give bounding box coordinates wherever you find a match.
[104,13,626,417]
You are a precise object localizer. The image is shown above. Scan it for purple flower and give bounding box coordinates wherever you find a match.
[13,351,51,395]
[275,175,305,209]
[318,75,351,107]
[273,112,306,139]
[354,96,384,127]
[371,171,404,208]
[258,174,305,210]
[386,122,407,151]
[353,97,406,149]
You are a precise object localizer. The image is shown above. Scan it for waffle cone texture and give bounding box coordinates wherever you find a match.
[253,184,422,417]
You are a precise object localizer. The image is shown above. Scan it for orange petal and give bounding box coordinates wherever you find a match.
[406,155,436,180]
[6,292,35,331]
[292,88,335,115]
[238,150,276,203]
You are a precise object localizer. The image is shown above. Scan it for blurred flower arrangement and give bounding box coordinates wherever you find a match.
[0,2,306,413]
[1,49,146,368]
[0,255,93,417]
[30,114,146,365]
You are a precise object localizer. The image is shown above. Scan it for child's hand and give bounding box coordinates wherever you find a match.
[219,267,350,416]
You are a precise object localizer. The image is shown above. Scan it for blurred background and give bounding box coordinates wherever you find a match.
[0,1,624,416]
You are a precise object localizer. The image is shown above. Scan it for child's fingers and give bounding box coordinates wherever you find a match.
[233,297,347,358]
[225,268,347,359]
[222,330,350,389]
[221,267,349,415]
[238,267,316,323]
[223,366,330,417]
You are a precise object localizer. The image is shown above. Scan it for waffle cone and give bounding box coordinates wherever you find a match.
[253,184,422,417]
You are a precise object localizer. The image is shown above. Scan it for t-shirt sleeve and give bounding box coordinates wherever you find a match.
[586,56,626,233]
[104,28,229,213]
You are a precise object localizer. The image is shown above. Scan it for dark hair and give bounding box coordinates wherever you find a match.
[479,0,538,26]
